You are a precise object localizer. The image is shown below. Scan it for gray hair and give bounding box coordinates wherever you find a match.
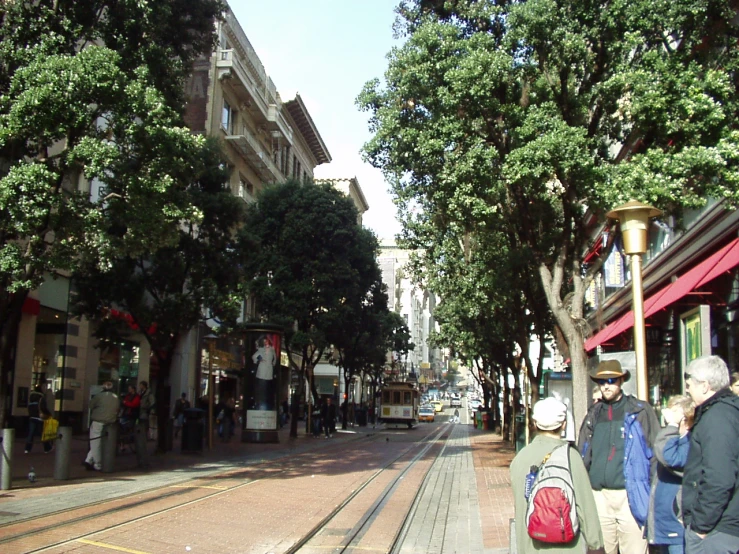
[686,355,730,392]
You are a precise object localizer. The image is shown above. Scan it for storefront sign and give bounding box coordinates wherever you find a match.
[680,305,711,384]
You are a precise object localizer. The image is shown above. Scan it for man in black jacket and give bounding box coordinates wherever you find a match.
[683,355,739,553]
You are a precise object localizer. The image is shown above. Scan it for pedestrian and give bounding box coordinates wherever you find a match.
[281,399,290,427]
[25,385,53,454]
[84,381,119,471]
[453,407,460,423]
[221,397,236,442]
[729,371,739,396]
[577,359,660,554]
[647,394,694,554]
[682,355,739,554]
[322,397,336,438]
[510,397,604,553]
[311,405,322,437]
[592,384,602,404]
[173,392,190,438]
[118,384,140,453]
[135,380,155,469]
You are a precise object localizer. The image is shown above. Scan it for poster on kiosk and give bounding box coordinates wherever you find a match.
[243,324,283,443]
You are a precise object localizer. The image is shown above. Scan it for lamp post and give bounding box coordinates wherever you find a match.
[606,200,663,402]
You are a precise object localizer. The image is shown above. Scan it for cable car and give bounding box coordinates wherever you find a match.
[378,381,419,428]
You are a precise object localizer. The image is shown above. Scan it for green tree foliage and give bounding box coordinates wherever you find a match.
[0,0,225,427]
[71,140,244,449]
[239,180,386,438]
[414,222,552,437]
[359,0,739,425]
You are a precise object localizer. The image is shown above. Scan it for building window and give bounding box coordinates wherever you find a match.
[221,100,233,133]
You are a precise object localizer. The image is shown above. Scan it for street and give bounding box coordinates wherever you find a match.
[0,400,514,554]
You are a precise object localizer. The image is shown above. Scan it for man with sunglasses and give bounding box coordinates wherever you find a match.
[682,355,739,554]
[577,360,660,554]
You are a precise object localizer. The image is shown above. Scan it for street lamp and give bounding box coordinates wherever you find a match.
[606,200,663,402]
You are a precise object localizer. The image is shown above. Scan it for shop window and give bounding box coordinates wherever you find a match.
[98,340,140,395]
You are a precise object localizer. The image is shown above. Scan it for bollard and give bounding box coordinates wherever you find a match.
[1,428,14,490]
[509,518,517,553]
[101,424,118,473]
[54,426,72,480]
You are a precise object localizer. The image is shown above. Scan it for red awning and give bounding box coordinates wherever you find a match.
[585,237,739,351]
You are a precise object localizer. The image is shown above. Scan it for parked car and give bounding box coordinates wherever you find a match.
[418,406,435,422]
[430,400,444,413]
[469,399,482,411]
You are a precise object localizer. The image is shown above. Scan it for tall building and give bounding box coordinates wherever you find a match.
[377,240,441,385]
[8,3,336,434]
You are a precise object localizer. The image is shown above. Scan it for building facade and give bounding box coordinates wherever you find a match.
[584,199,739,405]
[377,241,441,386]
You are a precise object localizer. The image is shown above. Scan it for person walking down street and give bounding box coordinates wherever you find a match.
[135,381,155,469]
[453,407,460,423]
[577,360,660,554]
[221,397,236,442]
[173,392,190,438]
[682,355,739,554]
[322,397,336,438]
[647,394,694,554]
[25,385,53,454]
[84,382,119,471]
[511,397,604,553]
[311,405,322,437]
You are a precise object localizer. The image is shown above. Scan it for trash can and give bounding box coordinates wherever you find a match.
[182,408,205,453]
[356,408,367,427]
[482,413,489,431]
[515,414,526,452]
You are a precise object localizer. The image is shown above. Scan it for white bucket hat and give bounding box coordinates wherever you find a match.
[532,397,567,431]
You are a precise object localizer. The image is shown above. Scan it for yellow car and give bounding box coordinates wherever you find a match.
[430,400,444,413]
[418,406,435,422]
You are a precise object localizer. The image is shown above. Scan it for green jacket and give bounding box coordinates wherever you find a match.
[510,434,604,553]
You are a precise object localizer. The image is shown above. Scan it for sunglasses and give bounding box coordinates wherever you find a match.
[595,377,621,385]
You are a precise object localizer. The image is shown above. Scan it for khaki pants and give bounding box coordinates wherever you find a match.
[593,488,647,554]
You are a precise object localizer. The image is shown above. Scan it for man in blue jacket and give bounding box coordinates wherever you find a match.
[682,355,739,554]
[577,360,659,554]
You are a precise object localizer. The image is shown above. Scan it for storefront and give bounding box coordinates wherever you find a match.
[585,202,739,404]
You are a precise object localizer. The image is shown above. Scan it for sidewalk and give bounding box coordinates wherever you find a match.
[470,427,516,553]
[3,420,373,492]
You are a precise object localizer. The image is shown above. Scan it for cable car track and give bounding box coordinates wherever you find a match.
[1,425,447,553]
[285,424,452,554]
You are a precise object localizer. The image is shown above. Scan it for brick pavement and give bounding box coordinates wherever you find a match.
[1,419,518,554]
[470,427,516,554]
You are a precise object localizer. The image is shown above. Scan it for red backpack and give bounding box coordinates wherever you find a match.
[524,444,579,544]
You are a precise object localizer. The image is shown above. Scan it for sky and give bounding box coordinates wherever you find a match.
[231,1,403,241]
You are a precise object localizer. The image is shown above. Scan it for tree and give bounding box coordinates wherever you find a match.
[359,0,739,427]
[239,180,384,438]
[0,0,224,428]
[72,140,243,450]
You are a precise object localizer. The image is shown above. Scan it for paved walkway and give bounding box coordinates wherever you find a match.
[0,420,517,553]
[398,423,485,553]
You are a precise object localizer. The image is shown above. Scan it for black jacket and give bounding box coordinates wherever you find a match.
[682,388,739,536]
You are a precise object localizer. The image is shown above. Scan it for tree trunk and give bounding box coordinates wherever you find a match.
[539,260,589,439]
